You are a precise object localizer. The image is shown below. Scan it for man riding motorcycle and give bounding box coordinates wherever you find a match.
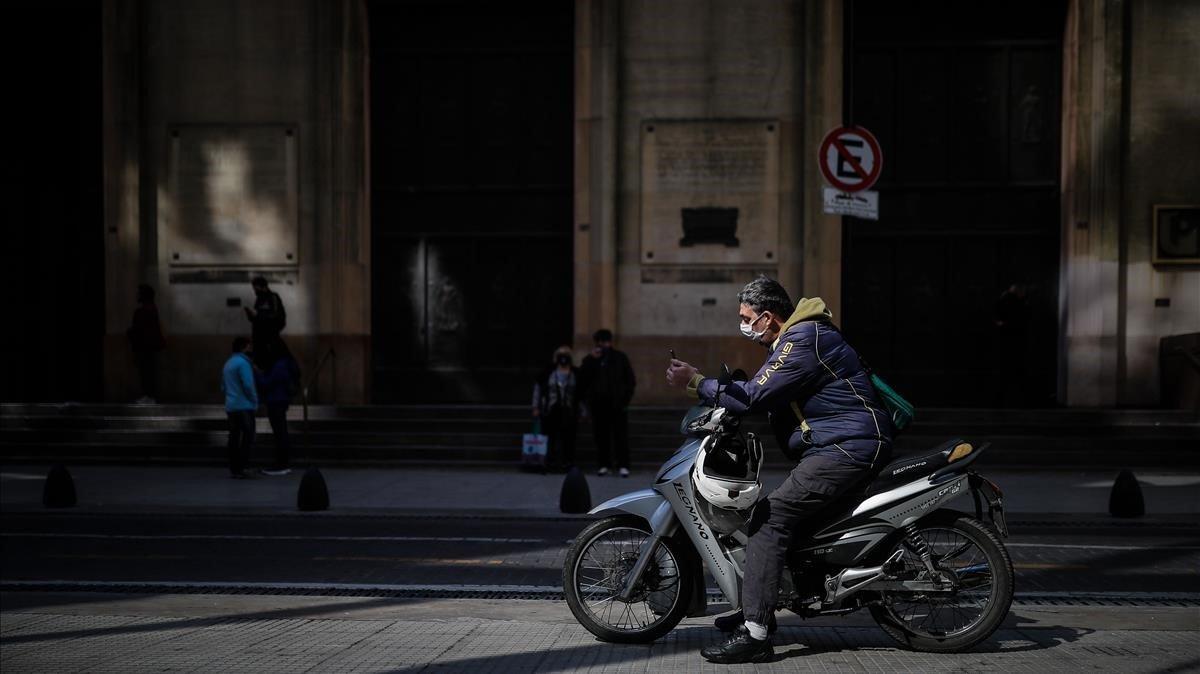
[666,276,895,664]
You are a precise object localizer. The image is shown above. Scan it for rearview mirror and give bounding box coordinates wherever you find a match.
[718,363,733,386]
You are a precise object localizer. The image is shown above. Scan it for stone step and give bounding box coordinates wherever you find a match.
[2,437,1196,469]
[3,404,1195,468]
[4,403,1196,426]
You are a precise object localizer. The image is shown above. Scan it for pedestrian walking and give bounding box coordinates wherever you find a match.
[222,337,259,479]
[244,276,286,368]
[256,342,300,476]
[126,283,165,403]
[532,345,580,472]
[579,329,636,477]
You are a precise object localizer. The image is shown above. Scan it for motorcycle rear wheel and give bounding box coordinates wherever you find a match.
[869,511,1014,652]
[563,515,694,643]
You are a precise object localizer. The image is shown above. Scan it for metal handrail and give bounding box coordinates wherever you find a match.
[301,347,336,424]
[1175,347,1200,374]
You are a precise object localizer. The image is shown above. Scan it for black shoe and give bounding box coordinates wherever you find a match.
[714,610,777,634]
[700,625,774,664]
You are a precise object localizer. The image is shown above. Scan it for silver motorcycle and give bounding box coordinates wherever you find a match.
[563,372,1013,652]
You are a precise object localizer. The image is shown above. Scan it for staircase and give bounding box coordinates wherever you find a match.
[1,404,1196,469]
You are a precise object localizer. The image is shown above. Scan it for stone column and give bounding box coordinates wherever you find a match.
[1059,0,1126,406]
[314,0,371,403]
[800,0,843,316]
[101,0,144,401]
[574,0,620,352]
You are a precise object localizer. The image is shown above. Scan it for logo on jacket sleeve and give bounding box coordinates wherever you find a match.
[757,342,793,385]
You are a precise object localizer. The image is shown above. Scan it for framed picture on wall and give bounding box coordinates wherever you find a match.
[1152,205,1200,265]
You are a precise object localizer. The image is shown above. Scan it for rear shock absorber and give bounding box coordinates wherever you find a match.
[904,523,939,579]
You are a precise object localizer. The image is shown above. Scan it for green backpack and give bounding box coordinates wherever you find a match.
[827,322,916,433]
[867,370,915,432]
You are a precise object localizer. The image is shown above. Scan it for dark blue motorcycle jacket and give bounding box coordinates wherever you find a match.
[689,298,894,468]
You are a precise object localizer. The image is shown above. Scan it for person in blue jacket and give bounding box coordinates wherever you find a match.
[666,276,894,664]
[222,337,259,479]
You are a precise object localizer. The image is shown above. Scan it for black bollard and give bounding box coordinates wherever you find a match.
[42,464,77,508]
[559,466,592,514]
[1108,469,1145,518]
[297,467,330,512]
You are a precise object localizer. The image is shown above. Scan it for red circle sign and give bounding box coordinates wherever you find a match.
[818,126,883,193]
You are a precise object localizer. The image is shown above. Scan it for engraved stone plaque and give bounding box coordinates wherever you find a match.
[165,125,299,266]
[640,120,779,265]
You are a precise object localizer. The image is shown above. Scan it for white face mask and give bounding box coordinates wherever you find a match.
[739,311,770,341]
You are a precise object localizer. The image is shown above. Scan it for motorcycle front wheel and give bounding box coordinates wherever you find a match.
[869,511,1014,652]
[563,515,694,643]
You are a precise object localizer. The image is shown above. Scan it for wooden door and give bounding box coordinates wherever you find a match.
[842,1,1065,407]
[369,1,574,402]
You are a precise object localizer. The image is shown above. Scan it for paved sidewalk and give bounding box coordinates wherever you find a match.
[2,463,1199,518]
[3,594,1198,673]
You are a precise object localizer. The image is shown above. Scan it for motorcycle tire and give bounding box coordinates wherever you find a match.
[563,515,694,644]
[869,510,1014,653]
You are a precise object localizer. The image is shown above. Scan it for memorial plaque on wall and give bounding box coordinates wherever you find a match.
[1152,205,1200,265]
[165,125,299,267]
[640,120,780,265]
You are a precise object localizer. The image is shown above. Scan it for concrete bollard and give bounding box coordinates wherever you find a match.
[42,464,77,508]
[1108,469,1145,518]
[297,467,330,512]
[559,466,592,514]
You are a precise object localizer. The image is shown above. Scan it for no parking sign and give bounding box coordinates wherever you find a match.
[819,126,882,192]
[819,125,882,220]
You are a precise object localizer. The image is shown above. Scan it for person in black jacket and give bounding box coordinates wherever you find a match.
[256,342,300,476]
[126,283,166,404]
[245,277,286,368]
[579,329,636,477]
[532,345,581,472]
[667,276,893,664]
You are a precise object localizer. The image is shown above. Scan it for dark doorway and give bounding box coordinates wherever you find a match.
[1,5,104,402]
[369,1,574,403]
[841,1,1065,407]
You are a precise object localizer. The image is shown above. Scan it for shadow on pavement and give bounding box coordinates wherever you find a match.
[0,595,403,645]
[1154,657,1200,674]
[770,621,1090,662]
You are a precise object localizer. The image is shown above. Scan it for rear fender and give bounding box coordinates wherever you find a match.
[968,472,1008,537]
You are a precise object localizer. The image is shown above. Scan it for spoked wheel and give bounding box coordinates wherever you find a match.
[869,511,1014,652]
[563,515,693,643]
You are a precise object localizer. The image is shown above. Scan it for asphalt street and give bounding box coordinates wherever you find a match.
[3,466,1198,672]
[3,512,1198,595]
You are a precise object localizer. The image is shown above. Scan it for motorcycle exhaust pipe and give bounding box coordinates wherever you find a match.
[823,549,905,604]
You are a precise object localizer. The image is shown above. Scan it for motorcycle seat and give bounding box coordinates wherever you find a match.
[864,438,971,497]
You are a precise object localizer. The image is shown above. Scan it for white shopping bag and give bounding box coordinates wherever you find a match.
[522,431,548,467]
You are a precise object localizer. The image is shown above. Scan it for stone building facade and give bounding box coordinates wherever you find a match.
[5,0,1196,408]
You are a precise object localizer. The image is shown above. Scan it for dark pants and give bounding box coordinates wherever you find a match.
[545,405,577,468]
[226,410,256,475]
[133,351,158,399]
[590,402,629,469]
[741,453,872,626]
[266,402,291,469]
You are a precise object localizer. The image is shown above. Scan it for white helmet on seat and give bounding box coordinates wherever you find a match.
[692,433,764,511]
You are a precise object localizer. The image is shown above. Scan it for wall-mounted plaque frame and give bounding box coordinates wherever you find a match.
[165,124,299,267]
[1152,204,1200,265]
[640,120,780,265]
